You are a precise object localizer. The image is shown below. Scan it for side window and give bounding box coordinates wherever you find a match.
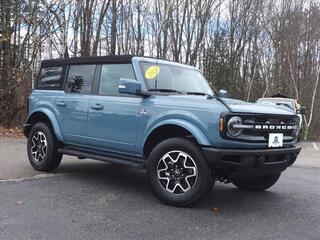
[38,66,63,88]
[99,64,136,96]
[65,64,96,94]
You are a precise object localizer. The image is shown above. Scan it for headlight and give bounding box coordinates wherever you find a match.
[293,118,300,137]
[227,116,243,137]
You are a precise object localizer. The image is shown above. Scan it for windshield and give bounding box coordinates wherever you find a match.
[139,62,214,96]
[256,98,295,110]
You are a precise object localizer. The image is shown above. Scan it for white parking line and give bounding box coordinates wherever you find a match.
[0,173,65,183]
[313,142,319,151]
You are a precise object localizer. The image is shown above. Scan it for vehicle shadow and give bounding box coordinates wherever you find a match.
[53,160,289,213]
[54,161,154,199]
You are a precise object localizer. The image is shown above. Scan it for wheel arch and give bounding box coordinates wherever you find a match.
[142,120,210,158]
[24,110,63,141]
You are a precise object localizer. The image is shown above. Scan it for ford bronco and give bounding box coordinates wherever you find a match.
[24,55,301,206]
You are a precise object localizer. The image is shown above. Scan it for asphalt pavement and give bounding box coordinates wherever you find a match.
[0,137,319,240]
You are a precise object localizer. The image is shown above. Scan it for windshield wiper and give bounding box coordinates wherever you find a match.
[148,88,182,94]
[186,91,214,99]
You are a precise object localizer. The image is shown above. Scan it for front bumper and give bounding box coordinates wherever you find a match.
[202,145,301,178]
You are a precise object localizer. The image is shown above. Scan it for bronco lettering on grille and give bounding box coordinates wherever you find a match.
[254,125,297,130]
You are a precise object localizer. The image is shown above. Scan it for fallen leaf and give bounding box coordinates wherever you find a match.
[211,207,219,213]
[0,126,24,138]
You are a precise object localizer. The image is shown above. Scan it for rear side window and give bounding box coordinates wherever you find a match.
[38,66,63,88]
[65,65,96,94]
[99,64,136,96]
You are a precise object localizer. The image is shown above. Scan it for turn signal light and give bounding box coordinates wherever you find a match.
[219,118,225,132]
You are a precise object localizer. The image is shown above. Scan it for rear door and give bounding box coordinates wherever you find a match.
[87,63,142,155]
[55,64,96,146]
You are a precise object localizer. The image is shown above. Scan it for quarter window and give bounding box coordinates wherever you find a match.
[65,64,96,94]
[38,66,63,88]
[99,64,136,96]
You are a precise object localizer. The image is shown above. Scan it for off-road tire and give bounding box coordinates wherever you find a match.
[147,138,214,207]
[27,122,62,171]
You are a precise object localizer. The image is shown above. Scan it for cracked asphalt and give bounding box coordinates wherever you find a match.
[0,137,319,240]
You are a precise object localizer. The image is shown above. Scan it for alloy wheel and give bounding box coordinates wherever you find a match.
[31,131,48,162]
[157,150,198,194]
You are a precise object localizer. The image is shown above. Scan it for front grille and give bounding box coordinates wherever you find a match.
[222,114,299,143]
[243,116,297,138]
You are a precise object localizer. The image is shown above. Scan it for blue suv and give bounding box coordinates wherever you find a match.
[24,55,301,206]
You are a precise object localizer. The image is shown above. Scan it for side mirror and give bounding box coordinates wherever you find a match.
[119,78,150,97]
[218,89,228,98]
[298,106,307,115]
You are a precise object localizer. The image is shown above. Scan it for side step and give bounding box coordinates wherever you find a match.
[58,148,145,169]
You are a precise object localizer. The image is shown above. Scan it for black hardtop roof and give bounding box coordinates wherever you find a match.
[41,55,135,68]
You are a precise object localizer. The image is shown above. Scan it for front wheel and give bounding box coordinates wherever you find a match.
[232,173,281,191]
[147,138,214,207]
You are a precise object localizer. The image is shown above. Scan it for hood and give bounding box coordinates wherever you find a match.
[159,95,296,116]
[220,98,295,115]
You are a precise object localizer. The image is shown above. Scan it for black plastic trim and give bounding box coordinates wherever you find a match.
[202,144,301,178]
[92,64,102,95]
[58,147,146,169]
[202,144,301,160]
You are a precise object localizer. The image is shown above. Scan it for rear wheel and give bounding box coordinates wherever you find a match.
[147,138,214,207]
[27,122,62,171]
[232,173,281,191]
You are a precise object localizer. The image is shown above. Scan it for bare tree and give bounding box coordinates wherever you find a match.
[1,0,320,139]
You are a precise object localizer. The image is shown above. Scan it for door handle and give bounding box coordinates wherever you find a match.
[56,101,67,107]
[91,104,104,111]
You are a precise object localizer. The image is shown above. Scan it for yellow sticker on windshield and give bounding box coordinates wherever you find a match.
[145,65,160,79]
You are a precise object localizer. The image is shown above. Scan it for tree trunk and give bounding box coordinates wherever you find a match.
[110,0,117,55]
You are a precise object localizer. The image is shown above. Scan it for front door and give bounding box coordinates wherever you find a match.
[87,63,141,155]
